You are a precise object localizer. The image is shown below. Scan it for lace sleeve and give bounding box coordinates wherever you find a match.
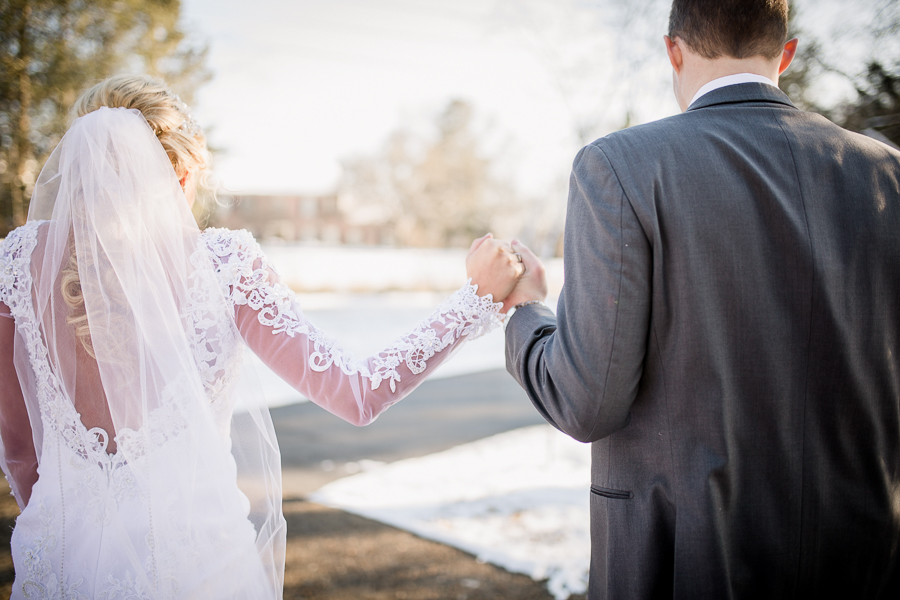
[203,228,504,425]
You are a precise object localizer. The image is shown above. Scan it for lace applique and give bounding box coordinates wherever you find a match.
[308,282,504,392]
[202,228,308,336]
[17,502,89,600]
[0,221,40,318]
[185,245,244,407]
[97,573,154,600]
[115,376,193,462]
[68,429,136,528]
[18,499,155,600]
[200,227,505,393]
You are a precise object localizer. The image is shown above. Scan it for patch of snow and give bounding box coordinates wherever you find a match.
[310,424,591,599]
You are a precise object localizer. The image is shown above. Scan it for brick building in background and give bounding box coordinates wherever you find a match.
[212,194,394,246]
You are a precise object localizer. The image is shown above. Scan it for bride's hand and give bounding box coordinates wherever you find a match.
[466,233,525,303]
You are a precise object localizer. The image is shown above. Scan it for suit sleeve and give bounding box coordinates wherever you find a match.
[505,142,651,443]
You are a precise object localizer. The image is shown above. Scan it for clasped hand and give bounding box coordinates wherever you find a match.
[465,233,548,313]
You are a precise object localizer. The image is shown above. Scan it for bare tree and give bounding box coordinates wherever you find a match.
[490,0,672,256]
[493,0,671,148]
[339,99,517,248]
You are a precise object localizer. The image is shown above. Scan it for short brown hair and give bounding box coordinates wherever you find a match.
[668,0,789,60]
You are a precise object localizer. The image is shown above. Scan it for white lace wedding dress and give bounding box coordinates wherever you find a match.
[0,221,502,599]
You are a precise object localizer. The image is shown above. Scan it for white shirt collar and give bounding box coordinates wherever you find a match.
[689,73,778,108]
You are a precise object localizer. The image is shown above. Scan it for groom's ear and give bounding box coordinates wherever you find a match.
[778,38,799,75]
[665,35,684,74]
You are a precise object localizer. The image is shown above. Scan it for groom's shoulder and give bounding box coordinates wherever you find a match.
[588,102,900,167]
[596,110,705,149]
[581,112,695,166]
[782,109,900,160]
[592,99,770,143]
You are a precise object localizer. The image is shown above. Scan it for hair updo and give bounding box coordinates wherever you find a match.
[64,75,211,358]
[73,74,209,181]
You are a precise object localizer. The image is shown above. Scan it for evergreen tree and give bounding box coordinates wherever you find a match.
[780,0,899,148]
[0,0,209,234]
[840,61,900,148]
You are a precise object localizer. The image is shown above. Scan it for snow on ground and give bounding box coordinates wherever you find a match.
[310,424,592,600]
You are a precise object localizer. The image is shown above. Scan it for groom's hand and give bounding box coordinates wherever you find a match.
[501,240,547,313]
[466,233,525,303]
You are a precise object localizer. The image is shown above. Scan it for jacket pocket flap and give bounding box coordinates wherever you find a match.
[590,485,633,500]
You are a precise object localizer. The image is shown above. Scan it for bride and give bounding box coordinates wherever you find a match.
[0,75,525,599]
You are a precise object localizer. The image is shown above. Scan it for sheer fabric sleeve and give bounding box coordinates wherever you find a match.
[0,300,39,509]
[204,229,504,426]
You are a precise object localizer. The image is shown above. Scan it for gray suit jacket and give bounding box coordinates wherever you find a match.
[506,83,900,599]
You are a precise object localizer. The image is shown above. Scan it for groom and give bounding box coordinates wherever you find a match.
[491,0,900,598]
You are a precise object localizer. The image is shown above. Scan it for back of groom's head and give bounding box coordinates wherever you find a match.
[668,0,789,60]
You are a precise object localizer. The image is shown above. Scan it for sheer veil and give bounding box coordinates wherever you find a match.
[21,106,286,596]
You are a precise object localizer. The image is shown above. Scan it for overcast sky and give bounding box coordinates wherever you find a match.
[180,0,871,196]
[179,0,671,195]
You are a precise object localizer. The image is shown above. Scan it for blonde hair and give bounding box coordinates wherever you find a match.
[64,74,211,357]
[73,74,208,180]
[61,248,93,357]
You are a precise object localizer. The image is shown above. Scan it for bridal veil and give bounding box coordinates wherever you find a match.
[7,106,286,597]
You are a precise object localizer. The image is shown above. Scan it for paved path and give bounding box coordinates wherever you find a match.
[271,368,546,496]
